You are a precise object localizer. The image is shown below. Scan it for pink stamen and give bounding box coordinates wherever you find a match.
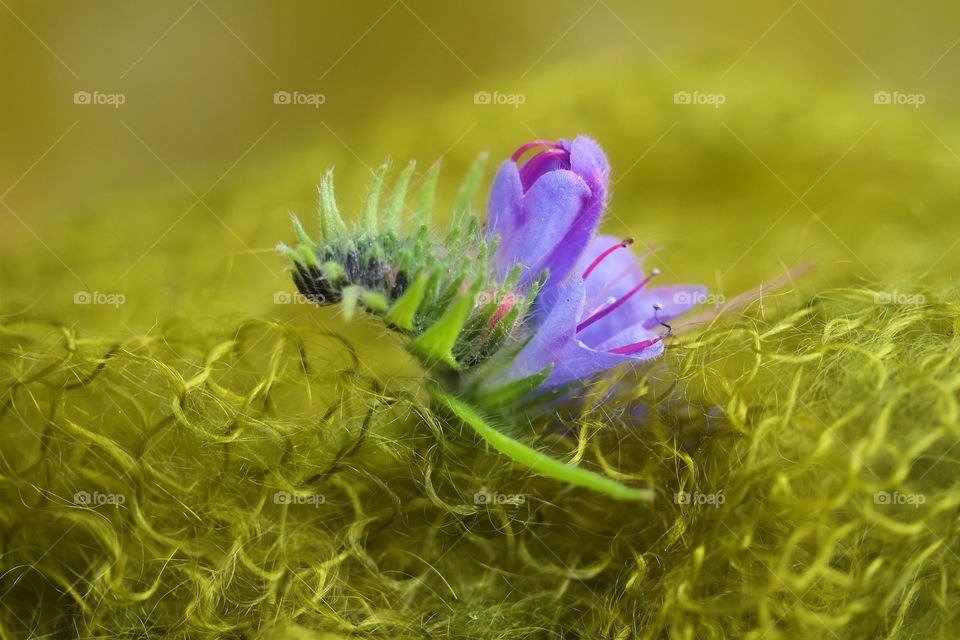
[585,297,616,319]
[608,303,673,355]
[511,140,562,162]
[608,336,664,355]
[575,268,660,333]
[583,245,659,310]
[582,237,634,280]
[584,263,635,310]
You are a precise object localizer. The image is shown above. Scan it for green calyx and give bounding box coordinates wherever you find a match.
[278,156,537,373]
[279,157,658,503]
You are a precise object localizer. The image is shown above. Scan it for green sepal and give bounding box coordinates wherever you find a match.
[384,160,416,232]
[360,290,388,313]
[276,242,301,264]
[433,268,470,319]
[360,162,389,233]
[502,262,522,292]
[318,170,348,238]
[471,364,554,408]
[297,245,319,267]
[385,272,429,331]
[340,285,361,321]
[290,213,313,245]
[413,161,441,228]
[321,261,345,282]
[430,384,654,502]
[517,269,548,317]
[410,292,474,369]
[457,294,501,346]
[452,153,488,225]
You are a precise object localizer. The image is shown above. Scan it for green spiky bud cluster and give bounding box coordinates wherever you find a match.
[278,154,654,503]
[277,156,545,371]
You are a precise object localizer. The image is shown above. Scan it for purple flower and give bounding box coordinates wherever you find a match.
[485,136,609,299]
[478,135,705,395]
[502,234,706,390]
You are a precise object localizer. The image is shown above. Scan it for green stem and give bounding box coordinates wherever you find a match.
[429,384,654,502]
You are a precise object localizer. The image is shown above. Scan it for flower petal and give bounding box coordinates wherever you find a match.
[503,277,664,390]
[541,324,664,390]
[501,169,591,286]
[566,135,609,203]
[485,160,524,274]
[503,276,583,381]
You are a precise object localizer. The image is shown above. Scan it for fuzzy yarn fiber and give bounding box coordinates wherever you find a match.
[2,62,959,638]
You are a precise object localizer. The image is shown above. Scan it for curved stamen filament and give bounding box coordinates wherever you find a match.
[583,245,659,311]
[511,140,562,162]
[576,268,660,333]
[608,337,663,355]
[608,303,673,355]
[582,237,634,280]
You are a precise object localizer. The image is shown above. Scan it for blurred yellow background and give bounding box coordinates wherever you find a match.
[2,0,959,327]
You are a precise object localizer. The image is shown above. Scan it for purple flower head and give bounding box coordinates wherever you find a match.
[503,234,706,390]
[485,136,608,299]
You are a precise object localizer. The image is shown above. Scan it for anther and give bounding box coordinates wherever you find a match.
[653,302,672,336]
